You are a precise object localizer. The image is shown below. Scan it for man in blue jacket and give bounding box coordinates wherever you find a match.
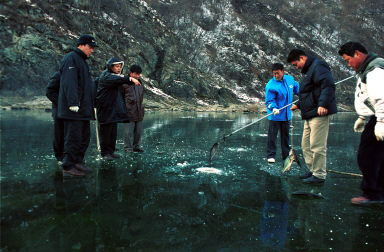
[58,34,98,177]
[287,49,337,184]
[265,63,299,163]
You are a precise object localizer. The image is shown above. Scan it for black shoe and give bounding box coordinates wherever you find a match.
[299,172,313,179]
[102,154,115,161]
[75,163,92,173]
[302,175,325,184]
[63,167,86,177]
[133,148,144,153]
[111,153,121,158]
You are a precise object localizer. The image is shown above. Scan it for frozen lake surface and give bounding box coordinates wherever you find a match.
[1,110,383,251]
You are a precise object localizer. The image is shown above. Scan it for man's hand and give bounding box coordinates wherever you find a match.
[130,77,140,85]
[290,104,298,111]
[374,121,384,141]
[317,106,328,116]
[69,106,79,112]
[354,117,365,133]
[272,108,280,115]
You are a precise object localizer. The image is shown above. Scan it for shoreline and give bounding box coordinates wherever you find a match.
[0,95,355,113]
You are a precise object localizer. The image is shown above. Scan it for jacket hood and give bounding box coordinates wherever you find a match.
[357,52,379,75]
[107,57,124,73]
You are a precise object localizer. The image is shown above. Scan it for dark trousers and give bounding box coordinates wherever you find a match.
[99,122,117,156]
[62,120,90,169]
[123,121,143,150]
[267,120,290,160]
[357,116,384,201]
[53,118,65,161]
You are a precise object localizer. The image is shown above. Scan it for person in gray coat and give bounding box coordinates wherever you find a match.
[122,65,144,152]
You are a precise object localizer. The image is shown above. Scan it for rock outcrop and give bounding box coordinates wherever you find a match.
[0,0,383,110]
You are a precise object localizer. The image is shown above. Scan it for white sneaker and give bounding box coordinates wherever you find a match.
[267,158,275,163]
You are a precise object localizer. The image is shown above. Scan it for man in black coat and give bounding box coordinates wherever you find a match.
[287,49,337,184]
[46,71,64,164]
[58,34,98,177]
[96,57,132,160]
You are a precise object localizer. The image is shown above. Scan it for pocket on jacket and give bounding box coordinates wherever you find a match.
[300,93,317,113]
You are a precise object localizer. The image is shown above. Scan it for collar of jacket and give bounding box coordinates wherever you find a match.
[74,48,88,60]
[301,55,315,74]
[357,52,379,74]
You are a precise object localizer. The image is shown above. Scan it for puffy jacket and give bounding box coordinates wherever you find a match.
[46,71,60,118]
[355,53,384,120]
[57,48,96,120]
[297,56,337,120]
[122,78,144,122]
[96,57,130,124]
[265,74,299,121]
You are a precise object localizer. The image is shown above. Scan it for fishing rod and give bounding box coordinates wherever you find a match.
[209,75,356,161]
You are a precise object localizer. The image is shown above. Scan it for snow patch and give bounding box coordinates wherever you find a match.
[146,86,175,100]
[196,167,223,174]
[102,12,119,25]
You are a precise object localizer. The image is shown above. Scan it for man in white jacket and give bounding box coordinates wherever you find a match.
[338,41,384,205]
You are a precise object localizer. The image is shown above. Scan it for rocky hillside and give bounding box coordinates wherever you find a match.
[1,0,383,110]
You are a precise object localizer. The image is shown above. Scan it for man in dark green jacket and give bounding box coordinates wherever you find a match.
[96,57,132,160]
[287,49,337,184]
[46,71,64,164]
[58,34,98,177]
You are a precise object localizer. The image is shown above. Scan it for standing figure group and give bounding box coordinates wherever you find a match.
[264,43,384,204]
[46,34,383,204]
[46,34,145,177]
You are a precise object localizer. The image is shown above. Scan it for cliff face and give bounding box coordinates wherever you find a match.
[1,0,383,109]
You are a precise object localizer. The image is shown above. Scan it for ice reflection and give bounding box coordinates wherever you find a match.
[1,110,384,251]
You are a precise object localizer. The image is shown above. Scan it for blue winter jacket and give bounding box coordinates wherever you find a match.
[265,74,300,121]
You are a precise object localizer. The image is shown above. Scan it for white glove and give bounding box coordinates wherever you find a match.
[69,106,79,112]
[272,108,280,115]
[353,117,365,133]
[374,121,384,141]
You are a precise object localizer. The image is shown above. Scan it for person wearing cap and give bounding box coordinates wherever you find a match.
[57,34,98,177]
[265,63,299,164]
[96,57,139,161]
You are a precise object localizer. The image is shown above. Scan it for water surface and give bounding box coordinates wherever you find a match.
[1,110,383,251]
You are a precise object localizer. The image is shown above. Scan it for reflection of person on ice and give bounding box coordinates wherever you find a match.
[338,42,384,205]
[265,63,299,164]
